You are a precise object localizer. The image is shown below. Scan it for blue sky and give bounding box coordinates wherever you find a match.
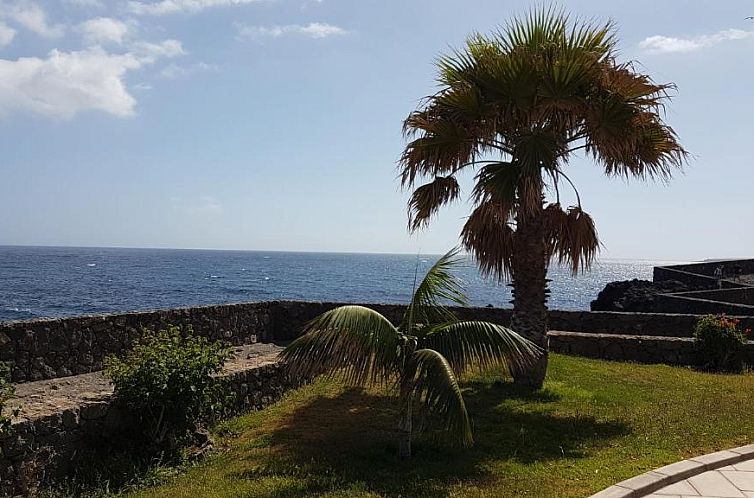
[0,0,752,261]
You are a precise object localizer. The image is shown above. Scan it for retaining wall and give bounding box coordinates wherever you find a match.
[654,294,754,315]
[0,360,298,496]
[0,303,274,383]
[4,301,754,384]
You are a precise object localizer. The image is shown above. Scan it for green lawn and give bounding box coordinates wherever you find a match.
[117,354,754,497]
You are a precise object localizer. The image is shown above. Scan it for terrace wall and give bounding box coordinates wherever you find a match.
[3,301,754,384]
[0,360,298,496]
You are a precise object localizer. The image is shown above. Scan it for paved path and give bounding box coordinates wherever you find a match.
[648,459,754,498]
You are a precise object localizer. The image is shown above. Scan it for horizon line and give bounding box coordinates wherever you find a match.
[0,243,694,263]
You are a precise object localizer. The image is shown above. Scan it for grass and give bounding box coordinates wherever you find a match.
[67,354,754,497]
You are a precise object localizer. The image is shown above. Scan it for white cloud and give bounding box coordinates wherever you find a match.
[5,2,65,38]
[159,61,217,78]
[0,42,183,119]
[128,0,262,15]
[639,28,754,54]
[79,17,132,45]
[0,23,16,47]
[130,39,184,61]
[65,0,104,7]
[0,48,140,118]
[236,22,347,39]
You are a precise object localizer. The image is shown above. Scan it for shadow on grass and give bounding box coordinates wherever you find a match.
[233,380,630,497]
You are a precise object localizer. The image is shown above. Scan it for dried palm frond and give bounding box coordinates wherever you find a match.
[461,199,515,280]
[407,176,461,232]
[543,203,599,275]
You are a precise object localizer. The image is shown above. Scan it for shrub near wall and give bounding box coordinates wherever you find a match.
[694,315,751,372]
[104,326,232,453]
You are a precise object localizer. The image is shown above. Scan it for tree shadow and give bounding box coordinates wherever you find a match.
[230,380,630,497]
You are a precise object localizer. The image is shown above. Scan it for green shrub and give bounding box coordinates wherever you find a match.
[104,326,232,451]
[693,314,750,372]
[0,361,16,438]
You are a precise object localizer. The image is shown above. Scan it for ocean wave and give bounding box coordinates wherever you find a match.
[3,306,33,314]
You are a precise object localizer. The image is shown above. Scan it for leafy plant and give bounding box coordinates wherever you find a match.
[399,7,687,388]
[104,326,232,452]
[281,248,542,458]
[694,315,750,372]
[0,361,16,438]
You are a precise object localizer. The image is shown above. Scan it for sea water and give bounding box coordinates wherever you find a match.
[0,246,684,322]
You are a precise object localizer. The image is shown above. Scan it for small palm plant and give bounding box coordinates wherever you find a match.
[281,249,541,458]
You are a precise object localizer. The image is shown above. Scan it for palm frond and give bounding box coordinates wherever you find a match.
[281,306,402,386]
[421,320,543,376]
[401,248,468,333]
[584,64,687,182]
[471,162,519,204]
[543,203,600,275]
[407,175,461,232]
[410,349,473,447]
[400,111,479,188]
[461,199,515,280]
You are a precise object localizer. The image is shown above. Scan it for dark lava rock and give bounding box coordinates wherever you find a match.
[590,279,691,312]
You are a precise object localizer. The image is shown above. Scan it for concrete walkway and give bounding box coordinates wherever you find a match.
[649,459,754,497]
[590,446,754,498]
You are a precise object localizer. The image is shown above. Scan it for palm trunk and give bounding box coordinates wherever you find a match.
[397,340,417,459]
[397,382,413,459]
[510,197,549,389]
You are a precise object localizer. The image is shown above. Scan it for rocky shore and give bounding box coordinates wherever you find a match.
[590,279,699,312]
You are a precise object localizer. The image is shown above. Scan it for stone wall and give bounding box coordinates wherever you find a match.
[0,303,273,383]
[4,301,754,385]
[655,259,754,279]
[0,360,298,496]
[654,293,754,315]
[549,331,698,365]
[679,288,754,306]
[269,301,754,340]
[550,331,754,366]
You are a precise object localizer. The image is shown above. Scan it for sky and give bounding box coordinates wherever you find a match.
[0,0,752,261]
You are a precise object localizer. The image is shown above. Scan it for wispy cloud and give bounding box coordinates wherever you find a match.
[639,28,754,54]
[65,0,104,7]
[130,39,184,60]
[128,0,263,16]
[236,22,347,40]
[0,23,16,47]
[78,17,133,45]
[159,61,217,79]
[4,2,65,38]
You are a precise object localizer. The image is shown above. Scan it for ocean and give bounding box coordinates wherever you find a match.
[0,246,682,323]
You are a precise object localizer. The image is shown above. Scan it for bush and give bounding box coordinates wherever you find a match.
[693,314,751,372]
[104,326,232,452]
[0,361,16,438]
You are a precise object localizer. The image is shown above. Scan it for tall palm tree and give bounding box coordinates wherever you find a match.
[281,249,541,458]
[399,9,687,388]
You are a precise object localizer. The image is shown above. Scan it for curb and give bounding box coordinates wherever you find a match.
[589,444,754,498]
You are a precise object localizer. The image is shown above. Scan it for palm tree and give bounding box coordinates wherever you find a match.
[281,249,541,458]
[399,9,687,389]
